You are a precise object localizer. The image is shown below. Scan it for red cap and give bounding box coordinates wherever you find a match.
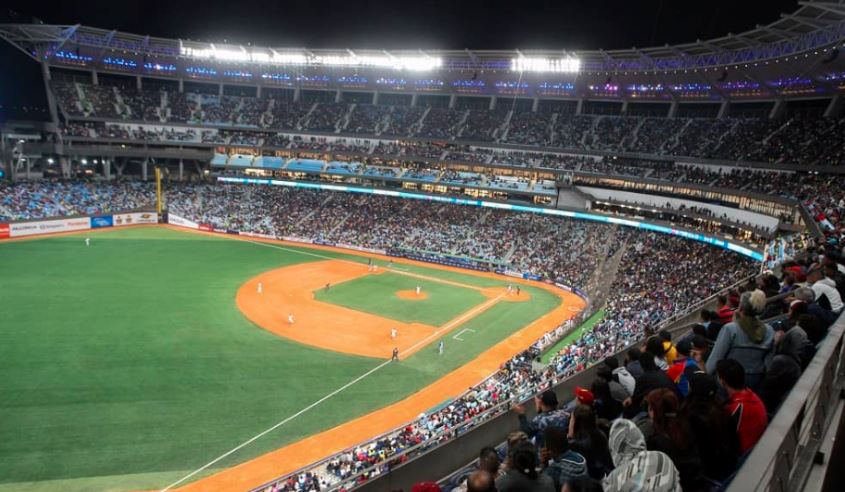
[575,387,595,405]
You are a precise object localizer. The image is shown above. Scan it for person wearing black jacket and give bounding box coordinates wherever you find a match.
[681,372,738,481]
[624,351,676,416]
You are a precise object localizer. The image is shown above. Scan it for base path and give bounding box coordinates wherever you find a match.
[166,226,586,492]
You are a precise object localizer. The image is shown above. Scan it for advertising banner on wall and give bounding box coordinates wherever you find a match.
[199,224,213,232]
[0,223,9,239]
[9,217,91,238]
[167,214,199,230]
[90,216,114,228]
[113,212,158,227]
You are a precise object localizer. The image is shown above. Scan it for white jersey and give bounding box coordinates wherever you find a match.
[257,282,263,294]
[391,328,398,339]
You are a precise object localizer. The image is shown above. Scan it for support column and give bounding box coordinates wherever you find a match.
[621,100,629,115]
[136,76,142,90]
[178,78,184,93]
[59,157,70,178]
[575,98,584,115]
[372,92,380,105]
[218,84,224,96]
[824,95,843,118]
[142,159,149,181]
[668,100,679,118]
[335,90,342,103]
[294,87,301,101]
[41,62,61,130]
[489,96,497,111]
[103,158,111,180]
[91,70,99,85]
[411,93,418,107]
[256,85,262,98]
[769,99,785,119]
[115,160,125,178]
[717,100,730,119]
[179,159,184,181]
[532,97,540,112]
[448,94,457,109]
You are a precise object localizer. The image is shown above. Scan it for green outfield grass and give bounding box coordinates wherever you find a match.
[314,272,486,325]
[0,227,562,491]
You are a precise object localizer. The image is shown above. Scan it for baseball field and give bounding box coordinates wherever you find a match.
[0,226,585,492]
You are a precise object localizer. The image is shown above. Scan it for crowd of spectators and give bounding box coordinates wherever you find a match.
[51,82,845,165]
[0,180,153,221]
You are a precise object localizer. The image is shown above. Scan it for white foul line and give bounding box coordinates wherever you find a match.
[162,238,505,491]
[161,358,393,491]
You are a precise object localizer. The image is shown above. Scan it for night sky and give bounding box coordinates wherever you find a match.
[1,0,798,119]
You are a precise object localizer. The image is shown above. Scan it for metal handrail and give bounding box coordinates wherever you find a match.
[728,310,845,492]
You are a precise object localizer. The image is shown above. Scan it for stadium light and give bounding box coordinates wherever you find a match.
[510,56,581,73]
[180,46,442,71]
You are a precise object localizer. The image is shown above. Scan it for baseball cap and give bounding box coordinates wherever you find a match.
[540,390,559,407]
[574,387,595,405]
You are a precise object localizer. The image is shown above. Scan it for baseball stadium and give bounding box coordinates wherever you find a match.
[1,2,845,492]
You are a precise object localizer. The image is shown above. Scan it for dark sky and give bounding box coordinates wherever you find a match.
[1,0,798,119]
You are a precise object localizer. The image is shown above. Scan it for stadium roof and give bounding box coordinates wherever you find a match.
[2,1,845,73]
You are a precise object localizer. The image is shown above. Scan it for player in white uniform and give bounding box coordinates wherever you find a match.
[438,340,444,355]
[85,238,91,246]
[288,313,295,325]
[416,285,421,296]
[391,328,398,339]
[257,282,263,294]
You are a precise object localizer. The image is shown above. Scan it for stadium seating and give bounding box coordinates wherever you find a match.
[51,82,845,166]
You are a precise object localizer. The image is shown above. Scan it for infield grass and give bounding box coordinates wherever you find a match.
[314,272,486,325]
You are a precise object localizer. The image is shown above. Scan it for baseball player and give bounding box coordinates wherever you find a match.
[257,282,263,294]
[438,340,444,355]
[391,328,398,339]
[85,238,91,247]
[287,312,295,325]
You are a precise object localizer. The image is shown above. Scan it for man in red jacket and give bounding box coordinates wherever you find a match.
[717,359,768,454]
[715,294,735,325]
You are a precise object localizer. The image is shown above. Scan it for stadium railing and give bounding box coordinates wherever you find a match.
[728,310,845,492]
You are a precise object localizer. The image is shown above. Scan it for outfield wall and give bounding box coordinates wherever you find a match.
[0,211,158,239]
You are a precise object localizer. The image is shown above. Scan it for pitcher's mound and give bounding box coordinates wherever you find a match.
[396,290,429,301]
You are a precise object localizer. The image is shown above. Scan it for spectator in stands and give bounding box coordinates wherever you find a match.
[706,290,774,391]
[541,426,588,491]
[448,447,501,492]
[825,263,845,300]
[698,309,723,341]
[466,471,496,492]
[807,265,844,314]
[715,294,735,325]
[790,287,836,339]
[494,441,555,492]
[513,390,569,448]
[602,419,681,492]
[642,388,704,490]
[589,378,622,420]
[601,356,635,399]
[716,359,768,455]
[567,404,613,480]
[626,351,675,412]
[646,336,670,371]
[681,372,738,481]
[624,347,644,378]
[666,339,699,397]
[760,321,811,415]
[658,330,678,365]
